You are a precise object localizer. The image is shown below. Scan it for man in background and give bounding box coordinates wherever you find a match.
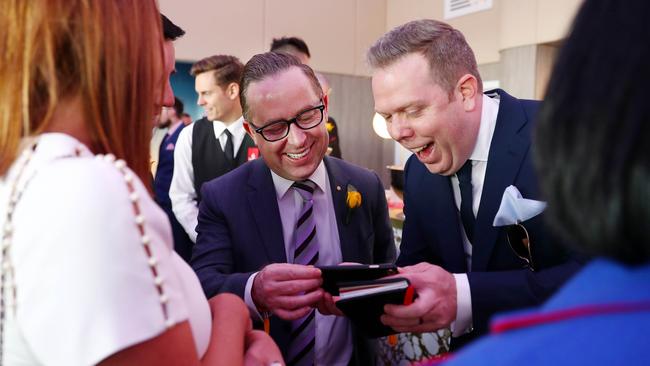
[153,97,194,261]
[181,112,193,126]
[270,36,311,65]
[150,15,185,177]
[170,55,256,242]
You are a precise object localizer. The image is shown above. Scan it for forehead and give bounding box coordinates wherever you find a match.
[246,67,320,124]
[371,53,444,113]
[195,71,219,90]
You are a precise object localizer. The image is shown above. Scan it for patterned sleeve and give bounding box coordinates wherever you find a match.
[12,157,191,365]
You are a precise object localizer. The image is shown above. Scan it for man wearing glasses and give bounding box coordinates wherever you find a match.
[191,52,395,366]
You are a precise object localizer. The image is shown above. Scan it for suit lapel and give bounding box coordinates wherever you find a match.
[472,90,532,271]
[247,159,287,264]
[323,157,361,262]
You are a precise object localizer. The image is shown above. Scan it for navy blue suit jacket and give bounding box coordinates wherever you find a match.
[192,156,395,362]
[397,89,580,343]
[153,124,194,262]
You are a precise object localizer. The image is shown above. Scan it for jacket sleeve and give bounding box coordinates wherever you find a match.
[191,183,253,299]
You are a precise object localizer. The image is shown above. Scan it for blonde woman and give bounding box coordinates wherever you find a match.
[0,1,281,365]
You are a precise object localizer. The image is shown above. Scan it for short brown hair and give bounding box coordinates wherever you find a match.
[190,55,244,88]
[367,19,482,95]
[239,52,322,122]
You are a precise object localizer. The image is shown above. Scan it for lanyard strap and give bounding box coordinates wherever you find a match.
[491,301,650,334]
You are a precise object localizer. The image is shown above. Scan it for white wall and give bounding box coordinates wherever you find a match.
[386,0,582,65]
[159,0,386,76]
[161,0,583,74]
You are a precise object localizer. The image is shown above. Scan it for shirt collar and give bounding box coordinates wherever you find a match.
[469,94,500,162]
[271,160,328,199]
[212,116,244,137]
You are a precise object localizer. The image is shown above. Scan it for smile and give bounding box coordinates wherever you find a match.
[412,143,431,154]
[286,146,311,160]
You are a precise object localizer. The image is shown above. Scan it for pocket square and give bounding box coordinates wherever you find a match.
[493,185,546,227]
[165,142,175,151]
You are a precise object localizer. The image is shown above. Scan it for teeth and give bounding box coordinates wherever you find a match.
[286,149,309,159]
[412,144,429,153]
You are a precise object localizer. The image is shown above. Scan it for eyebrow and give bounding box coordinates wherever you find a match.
[377,100,427,116]
[263,101,322,126]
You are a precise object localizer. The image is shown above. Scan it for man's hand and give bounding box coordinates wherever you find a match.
[252,263,323,320]
[316,262,359,316]
[316,291,344,316]
[244,330,284,366]
[380,262,457,333]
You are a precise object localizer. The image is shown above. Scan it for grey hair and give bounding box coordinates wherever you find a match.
[239,52,322,122]
[367,19,482,95]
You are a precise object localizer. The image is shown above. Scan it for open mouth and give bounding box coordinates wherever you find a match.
[286,146,311,160]
[412,143,433,157]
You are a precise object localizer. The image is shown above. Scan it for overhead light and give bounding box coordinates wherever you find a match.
[372,113,391,139]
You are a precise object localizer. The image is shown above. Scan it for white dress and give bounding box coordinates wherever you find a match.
[0,133,211,365]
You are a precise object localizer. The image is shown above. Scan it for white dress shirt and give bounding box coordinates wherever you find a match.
[243,161,353,366]
[169,116,247,242]
[450,93,500,336]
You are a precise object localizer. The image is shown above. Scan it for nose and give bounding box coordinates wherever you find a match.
[286,124,307,147]
[162,81,175,108]
[388,115,413,141]
[197,95,205,106]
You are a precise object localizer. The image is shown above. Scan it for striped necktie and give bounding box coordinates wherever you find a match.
[287,180,318,366]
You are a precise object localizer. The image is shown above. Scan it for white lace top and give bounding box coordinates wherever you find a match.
[0,133,210,365]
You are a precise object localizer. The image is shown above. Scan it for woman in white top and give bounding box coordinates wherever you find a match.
[0,1,281,365]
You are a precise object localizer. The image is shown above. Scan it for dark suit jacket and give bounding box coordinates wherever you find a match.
[153,124,194,262]
[397,89,581,346]
[192,156,395,364]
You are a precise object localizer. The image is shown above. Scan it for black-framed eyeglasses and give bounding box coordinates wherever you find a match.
[250,101,325,142]
[506,223,535,271]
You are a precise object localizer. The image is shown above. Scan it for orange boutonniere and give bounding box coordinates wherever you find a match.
[326,121,335,132]
[345,184,362,224]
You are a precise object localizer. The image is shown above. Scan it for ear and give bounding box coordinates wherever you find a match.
[243,120,257,142]
[322,93,329,109]
[456,74,479,112]
[227,82,240,100]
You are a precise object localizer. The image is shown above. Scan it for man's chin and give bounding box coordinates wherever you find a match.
[423,161,452,176]
[282,161,319,181]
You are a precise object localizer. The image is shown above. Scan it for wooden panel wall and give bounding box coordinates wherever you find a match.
[323,72,394,188]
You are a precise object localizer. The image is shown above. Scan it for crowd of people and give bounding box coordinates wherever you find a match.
[0,0,648,365]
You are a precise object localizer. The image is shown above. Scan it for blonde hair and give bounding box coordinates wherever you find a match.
[0,0,163,186]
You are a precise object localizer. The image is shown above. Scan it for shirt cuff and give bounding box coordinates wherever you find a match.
[450,273,473,337]
[244,271,263,322]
